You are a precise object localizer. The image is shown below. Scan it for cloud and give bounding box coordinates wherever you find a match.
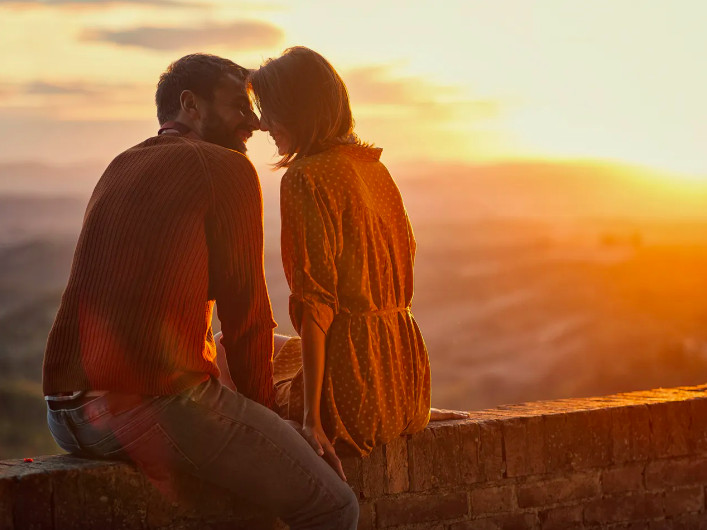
[23,81,95,95]
[344,65,419,105]
[0,79,154,120]
[344,64,501,121]
[1,79,145,98]
[81,20,283,51]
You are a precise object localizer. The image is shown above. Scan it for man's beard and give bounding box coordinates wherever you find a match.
[201,116,248,154]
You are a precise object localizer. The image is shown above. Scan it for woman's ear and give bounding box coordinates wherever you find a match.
[180,90,199,119]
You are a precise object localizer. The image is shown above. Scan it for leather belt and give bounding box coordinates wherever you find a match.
[45,390,109,411]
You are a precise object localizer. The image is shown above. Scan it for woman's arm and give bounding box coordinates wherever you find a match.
[301,311,326,429]
[299,311,346,481]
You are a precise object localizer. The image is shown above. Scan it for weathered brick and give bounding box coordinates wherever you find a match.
[663,486,704,516]
[357,501,375,530]
[431,423,463,486]
[340,456,363,498]
[478,421,504,481]
[538,504,583,530]
[611,405,651,464]
[0,480,13,530]
[451,513,536,529]
[470,484,515,515]
[408,427,435,491]
[599,523,662,530]
[544,413,571,471]
[458,421,482,484]
[110,467,149,529]
[409,423,471,491]
[672,512,707,530]
[645,457,707,489]
[13,472,53,529]
[572,409,612,468]
[649,401,691,458]
[384,435,409,494]
[53,467,97,530]
[375,492,468,527]
[145,479,181,528]
[690,398,707,455]
[362,445,387,498]
[583,492,663,524]
[647,521,675,530]
[601,464,645,494]
[82,468,124,529]
[517,473,599,508]
[545,410,611,472]
[503,416,545,477]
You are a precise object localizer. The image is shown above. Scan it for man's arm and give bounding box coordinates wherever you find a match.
[203,147,276,408]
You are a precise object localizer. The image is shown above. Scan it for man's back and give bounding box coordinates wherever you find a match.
[43,134,276,403]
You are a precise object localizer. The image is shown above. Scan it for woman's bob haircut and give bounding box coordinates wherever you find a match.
[249,46,365,168]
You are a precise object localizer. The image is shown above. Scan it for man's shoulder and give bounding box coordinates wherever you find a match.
[110,135,258,190]
[186,140,258,180]
[126,135,251,164]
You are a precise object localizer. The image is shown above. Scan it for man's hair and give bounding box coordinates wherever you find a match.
[155,53,249,125]
[249,46,364,169]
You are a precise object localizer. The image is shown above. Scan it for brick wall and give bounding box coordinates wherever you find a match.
[3,385,707,529]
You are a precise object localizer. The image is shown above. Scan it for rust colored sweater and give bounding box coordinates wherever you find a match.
[42,132,276,407]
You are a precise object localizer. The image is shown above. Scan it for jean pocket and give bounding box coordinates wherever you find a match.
[103,423,196,479]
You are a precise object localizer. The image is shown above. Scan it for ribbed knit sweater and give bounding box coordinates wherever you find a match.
[42,133,276,408]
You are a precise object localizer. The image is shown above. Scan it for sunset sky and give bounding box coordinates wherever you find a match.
[0,0,705,182]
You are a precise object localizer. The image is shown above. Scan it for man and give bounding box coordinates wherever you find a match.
[42,54,359,529]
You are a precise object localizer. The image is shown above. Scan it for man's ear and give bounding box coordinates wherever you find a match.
[180,90,200,119]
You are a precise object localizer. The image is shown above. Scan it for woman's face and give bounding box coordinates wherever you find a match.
[259,111,292,156]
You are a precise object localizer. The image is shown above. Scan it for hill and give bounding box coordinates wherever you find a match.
[0,159,706,458]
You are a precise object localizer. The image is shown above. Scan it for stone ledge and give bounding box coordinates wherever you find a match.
[3,384,707,529]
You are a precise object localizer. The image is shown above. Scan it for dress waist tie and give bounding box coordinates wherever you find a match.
[338,306,411,318]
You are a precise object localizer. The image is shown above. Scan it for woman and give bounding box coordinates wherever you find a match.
[247,47,462,473]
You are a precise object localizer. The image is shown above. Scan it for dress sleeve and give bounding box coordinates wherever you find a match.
[280,168,337,335]
[405,210,417,266]
[204,148,276,408]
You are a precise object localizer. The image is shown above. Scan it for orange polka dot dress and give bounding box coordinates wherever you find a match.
[273,143,431,456]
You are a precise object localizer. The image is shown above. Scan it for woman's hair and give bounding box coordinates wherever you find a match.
[249,46,365,168]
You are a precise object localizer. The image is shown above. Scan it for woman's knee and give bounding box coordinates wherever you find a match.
[274,334,293,356]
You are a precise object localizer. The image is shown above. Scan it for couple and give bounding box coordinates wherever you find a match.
[43,47,464,529]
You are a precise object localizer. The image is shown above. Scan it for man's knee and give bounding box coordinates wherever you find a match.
[337,484,359,528]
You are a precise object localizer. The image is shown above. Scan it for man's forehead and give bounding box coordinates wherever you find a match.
[216,73,248,98]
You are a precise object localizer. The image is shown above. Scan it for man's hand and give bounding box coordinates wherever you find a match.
[301,422,347,482]
[430,407,469,421]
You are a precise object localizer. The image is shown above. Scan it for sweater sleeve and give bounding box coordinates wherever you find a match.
[280,168,337,335]
[203,147,276,408]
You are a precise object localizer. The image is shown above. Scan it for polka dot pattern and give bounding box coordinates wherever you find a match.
[274,144,431,456]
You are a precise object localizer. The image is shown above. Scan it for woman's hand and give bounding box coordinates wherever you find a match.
[302,421,347,482]
[429,407,470,421]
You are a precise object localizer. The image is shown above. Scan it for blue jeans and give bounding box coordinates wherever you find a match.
[47,376,358,529]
